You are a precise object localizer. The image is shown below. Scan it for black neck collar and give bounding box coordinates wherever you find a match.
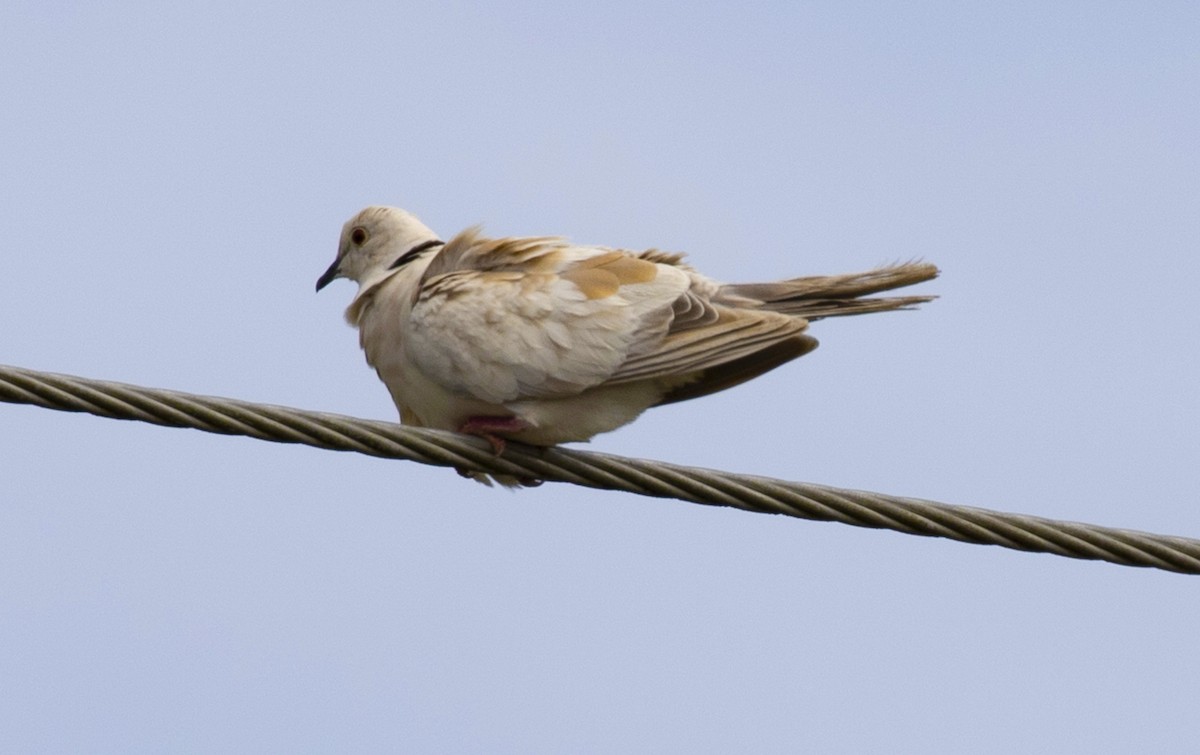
[388,239,444,270]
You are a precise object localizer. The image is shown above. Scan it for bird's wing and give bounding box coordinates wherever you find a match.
[407,229,813,405]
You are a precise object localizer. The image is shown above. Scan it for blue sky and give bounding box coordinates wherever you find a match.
[2,2,1198,752]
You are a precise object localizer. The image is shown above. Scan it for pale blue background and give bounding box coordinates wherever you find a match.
[2,2,1198,752]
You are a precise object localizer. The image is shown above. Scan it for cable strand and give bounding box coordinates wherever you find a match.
[2,363,1198,574]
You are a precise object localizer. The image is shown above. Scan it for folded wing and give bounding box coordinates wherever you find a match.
[406,230,818,407]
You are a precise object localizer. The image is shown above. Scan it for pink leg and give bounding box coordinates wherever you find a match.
[458,415,531,455]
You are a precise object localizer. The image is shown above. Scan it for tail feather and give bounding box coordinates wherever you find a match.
[722,261,939,321]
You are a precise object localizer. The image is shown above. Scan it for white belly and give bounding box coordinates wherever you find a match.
[376,351,666,445]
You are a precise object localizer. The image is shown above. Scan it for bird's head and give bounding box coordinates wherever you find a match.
[316,206,443,293]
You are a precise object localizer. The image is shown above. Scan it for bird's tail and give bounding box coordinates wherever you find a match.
[721,261,939,320]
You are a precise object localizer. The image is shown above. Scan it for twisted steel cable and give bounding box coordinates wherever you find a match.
[2,363,1198,574]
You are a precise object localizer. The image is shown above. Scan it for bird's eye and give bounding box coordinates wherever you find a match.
[350,227,368,245]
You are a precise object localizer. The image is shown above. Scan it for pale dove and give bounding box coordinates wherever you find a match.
[317,206,937,483]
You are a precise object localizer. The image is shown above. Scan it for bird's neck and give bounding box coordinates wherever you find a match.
[344,254,434,326]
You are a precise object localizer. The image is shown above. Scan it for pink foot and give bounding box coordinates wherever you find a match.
[458,415,531,455]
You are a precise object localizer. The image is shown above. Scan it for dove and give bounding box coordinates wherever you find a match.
[317,206,936,482]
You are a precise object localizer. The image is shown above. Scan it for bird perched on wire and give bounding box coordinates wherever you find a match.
[317,206,937,484]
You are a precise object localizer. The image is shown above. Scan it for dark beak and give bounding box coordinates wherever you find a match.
[315,259,341,292]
